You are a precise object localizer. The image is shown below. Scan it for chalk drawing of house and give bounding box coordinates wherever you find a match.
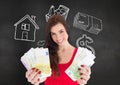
[14,14,39,42]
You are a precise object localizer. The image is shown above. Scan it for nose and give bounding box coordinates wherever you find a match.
[56,34,61,41]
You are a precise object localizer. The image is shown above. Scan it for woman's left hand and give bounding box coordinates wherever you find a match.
[77,65,91,85]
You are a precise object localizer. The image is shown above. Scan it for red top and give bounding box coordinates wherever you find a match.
[45,48,78,85]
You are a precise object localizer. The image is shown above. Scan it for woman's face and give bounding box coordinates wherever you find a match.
[50,23,68,46]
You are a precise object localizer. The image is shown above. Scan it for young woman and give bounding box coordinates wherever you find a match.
[25,14,94,85]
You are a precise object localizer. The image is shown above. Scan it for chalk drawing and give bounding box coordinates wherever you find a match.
[14,14,39,42]
[76,34,95,55]
[37,40,45,47]
[45,5,69,22]
[73,12,102,35]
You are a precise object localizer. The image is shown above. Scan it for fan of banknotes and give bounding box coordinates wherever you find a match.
[65,47,95,81]
[20,47,51,80]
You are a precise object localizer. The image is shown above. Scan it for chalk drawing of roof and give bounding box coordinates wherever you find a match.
[14,14,39,42]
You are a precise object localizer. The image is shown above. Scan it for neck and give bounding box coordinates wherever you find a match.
[58,42,72,52]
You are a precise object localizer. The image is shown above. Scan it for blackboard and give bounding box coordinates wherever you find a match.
[0,0,120,85]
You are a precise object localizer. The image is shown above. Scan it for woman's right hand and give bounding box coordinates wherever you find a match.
[25,68,41,85]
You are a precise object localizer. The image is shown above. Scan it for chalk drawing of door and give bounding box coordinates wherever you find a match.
[22,31,28,40]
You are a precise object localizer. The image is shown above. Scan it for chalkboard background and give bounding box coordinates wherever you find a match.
[0,0,120,85]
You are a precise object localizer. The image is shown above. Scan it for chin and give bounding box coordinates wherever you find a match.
[58,42,66,47]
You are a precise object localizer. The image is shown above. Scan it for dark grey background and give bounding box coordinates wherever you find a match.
[0,0,120,85]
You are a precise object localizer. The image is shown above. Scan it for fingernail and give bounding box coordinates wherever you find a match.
[78,68,81,70]
[32,68,35,70]
[36,69,39,72]
[38,71,41,74]
[81,65,84,67]
[38,78,40,81]
[80,73,83,75]
[81,77,83,80]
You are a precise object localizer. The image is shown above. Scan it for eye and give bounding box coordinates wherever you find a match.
[51,32,55,36]
[59,30,64,34]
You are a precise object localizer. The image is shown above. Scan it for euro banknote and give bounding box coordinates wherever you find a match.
[20,47,51,80]
[65,47,95,81]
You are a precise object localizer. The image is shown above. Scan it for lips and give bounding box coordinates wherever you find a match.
[57,39,63,44]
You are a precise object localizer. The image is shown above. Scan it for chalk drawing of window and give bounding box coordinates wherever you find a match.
[76,34,95,55]
[22,31,28,40]
[14,14,39,42]
[21,23,30,31]
[45,5,69,22]
[73,12,102,35]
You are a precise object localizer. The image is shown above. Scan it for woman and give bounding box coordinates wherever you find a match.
[25,14,94,85]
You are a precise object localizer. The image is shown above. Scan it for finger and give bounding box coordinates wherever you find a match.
[81,65,91,75]
[27,68,40,82]
[78,65,91,75]
[31,71,41,84]
[26,68,35,78]
[78,67,87,76]
[79,65,86,73]
[34,78,41,85]
[34,76,47,85]
[79,69,90,77]
[80,73,90,81]
[77,78,87,85]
